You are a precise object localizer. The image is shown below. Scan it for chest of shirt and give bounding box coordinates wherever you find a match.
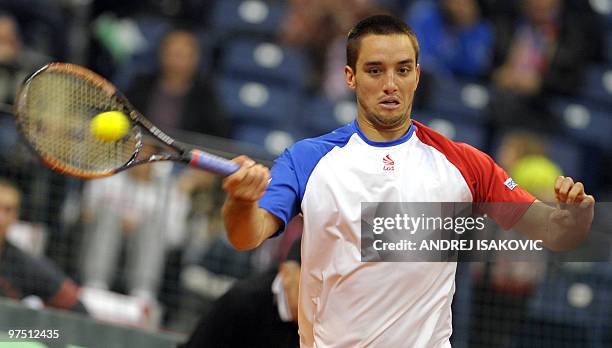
[301,138,472,211]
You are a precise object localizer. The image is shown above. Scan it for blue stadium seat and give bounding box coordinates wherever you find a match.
[217,77,301,126]
[607,32,612,63]
[221,37,310,89]
[546,137,582,178]
[301,96,356,136]
[0,113,18,156]
[112,15,171,89]
[211,0,286,37]
[528,265,612,345]
[415,113,487,150]
[549,99,612,150]
[233,124,303,155]
[428,76,490,123]
[580,64,612,107]
[593,1,612,31]
[112,16,215,89]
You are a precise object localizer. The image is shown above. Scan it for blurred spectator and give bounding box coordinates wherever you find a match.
[497,130,546,174]
[125,29,230,137]
[0,0,67,60]
[79,145,192,303]
[280,0,378,100]
[182,236,301,348]
[406,0,494,79]
[492,0,585,96]
[0,12,49,105]
[180,221,255,301]
[91,0,216,28]
[0,178,87,314]
[489,0,596,131]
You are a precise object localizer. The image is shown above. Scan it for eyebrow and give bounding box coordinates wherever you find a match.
[363,59,415,67]
[398,59,415,65]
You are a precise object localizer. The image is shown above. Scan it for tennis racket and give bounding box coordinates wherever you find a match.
[13,62,240,179]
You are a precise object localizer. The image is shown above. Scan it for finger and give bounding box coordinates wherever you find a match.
[554,176,565,192]
[253,167,271,200]
[237,166,260,193]
[223,155,258,191]
[233,165,268,201]
[556,177,574,203]
[222,168,247,192]
[249,165,270,200]
[579,195,595,209]
[222,158,253,186]
[566,182,584,204]
[232,155,255,167]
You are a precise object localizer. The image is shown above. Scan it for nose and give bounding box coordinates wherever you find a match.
[383,71,398,94]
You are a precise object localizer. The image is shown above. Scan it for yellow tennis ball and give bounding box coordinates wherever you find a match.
[90,111,130,142]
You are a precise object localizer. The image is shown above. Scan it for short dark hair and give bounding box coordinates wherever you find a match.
[346,15,419,71]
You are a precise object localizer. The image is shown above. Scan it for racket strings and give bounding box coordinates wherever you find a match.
[17,70,138,177]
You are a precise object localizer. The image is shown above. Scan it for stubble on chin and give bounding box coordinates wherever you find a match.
[368,112,407,129]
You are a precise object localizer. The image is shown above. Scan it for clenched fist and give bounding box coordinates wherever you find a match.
[222,155,271,203]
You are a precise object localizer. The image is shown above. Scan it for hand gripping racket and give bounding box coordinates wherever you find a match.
[13,63,239,179]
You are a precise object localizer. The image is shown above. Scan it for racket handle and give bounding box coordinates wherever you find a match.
[187,149,240,176]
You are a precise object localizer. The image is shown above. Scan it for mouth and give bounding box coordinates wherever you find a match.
[379,97,401,110]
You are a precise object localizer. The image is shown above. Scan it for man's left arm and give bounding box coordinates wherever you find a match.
[513,176,595,251]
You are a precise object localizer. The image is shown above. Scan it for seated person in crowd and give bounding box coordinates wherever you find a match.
[489,0,599,131]
[80,141,192,302]
[492,0,590,96]
[0,11,49,105]
[125,28,230,138]
[182,235,302,348]
[406,0,494,79]
[0,178,87,314]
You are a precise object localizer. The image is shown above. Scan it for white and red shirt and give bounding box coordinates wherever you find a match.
[259,120,535,347]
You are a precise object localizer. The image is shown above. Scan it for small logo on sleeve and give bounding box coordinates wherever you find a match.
[383,154,395,171]
[504,177,517,190]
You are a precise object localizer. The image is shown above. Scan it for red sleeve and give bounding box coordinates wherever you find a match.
[414,121,535,229]
[455,143,535,229]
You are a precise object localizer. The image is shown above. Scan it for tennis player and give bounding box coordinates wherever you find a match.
[222,14,595,348]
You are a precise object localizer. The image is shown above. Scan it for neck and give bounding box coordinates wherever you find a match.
[356,114,412,142]
[160,74,192,95]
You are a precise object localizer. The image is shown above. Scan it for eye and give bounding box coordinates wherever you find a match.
[398,66,411,74]
[368,68,381,75]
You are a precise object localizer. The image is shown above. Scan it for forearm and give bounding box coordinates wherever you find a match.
[221,198,269,251]
[220,155,276,250]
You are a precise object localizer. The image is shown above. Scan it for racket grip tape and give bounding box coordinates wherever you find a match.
[187,149,240,176]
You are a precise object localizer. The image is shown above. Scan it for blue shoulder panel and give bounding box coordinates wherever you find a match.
[258,124,355,235]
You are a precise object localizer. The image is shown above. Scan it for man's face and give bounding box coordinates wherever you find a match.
[0,16,21,64]
[345,34,420,130]
[523,0,560,25]
[0,185,19,236]
[159,32,200,79]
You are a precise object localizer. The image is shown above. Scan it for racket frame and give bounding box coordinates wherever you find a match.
[14,62,238,179]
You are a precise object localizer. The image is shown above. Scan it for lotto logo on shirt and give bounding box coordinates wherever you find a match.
[504,177,517,190]
[383,154,395,171]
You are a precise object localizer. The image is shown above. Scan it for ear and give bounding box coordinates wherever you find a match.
[344,65,356,90]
